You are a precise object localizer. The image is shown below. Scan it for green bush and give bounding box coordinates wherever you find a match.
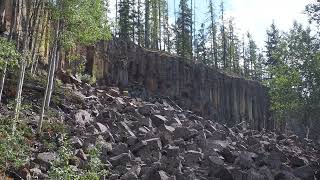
[49,137,108,180]
[80,74,96,85]
[0,118,31,172]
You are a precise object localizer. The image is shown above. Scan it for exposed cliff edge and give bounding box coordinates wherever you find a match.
[86,40,272,131]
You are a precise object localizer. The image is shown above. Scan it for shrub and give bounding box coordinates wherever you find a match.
[49,137,108,180]
[0,118,31,172]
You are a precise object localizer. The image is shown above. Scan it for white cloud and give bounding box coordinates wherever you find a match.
[225,0,313,48]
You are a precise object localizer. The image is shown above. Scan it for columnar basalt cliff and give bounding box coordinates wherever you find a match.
[88,40,272,131]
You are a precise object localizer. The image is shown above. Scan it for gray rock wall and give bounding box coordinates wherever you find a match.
[90,40,273,131]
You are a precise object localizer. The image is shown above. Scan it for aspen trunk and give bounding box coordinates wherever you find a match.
[38,19,60,134]
[0,60,8,103]
[13,0,31,133]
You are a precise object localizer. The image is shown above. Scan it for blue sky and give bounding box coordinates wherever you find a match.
[109,0,314,48]
[168,0,313,48]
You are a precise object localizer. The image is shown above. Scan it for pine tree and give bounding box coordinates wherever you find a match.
[195,23,208,65]
[119,0,131,39]
[228,19,236,72]
[145,0,151,48]
[247,32,257,78]
[208,0,218,67]
[220,0,227,69]
[265,22,280,66]
[130,0,137,42]
[162,0,172,52]
[242,35,249,78]
[158,0,162,50]
[176,0,192,59]
[306,2,320,25]
[137,0,145,46]
[150,0,159,49]
[255,53,264,81]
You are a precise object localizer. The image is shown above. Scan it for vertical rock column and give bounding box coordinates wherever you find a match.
[96,40,271,130]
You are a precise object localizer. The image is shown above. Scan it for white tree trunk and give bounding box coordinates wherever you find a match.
[13,0,31,134]
[38,20,60,134]
[45,44,59,108]
[0,60,8,103]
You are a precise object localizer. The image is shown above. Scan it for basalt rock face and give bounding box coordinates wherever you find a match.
[5,84,318,180]
[91,40,272,131]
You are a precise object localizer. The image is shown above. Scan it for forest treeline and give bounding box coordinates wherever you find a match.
[111,0,320,137]
[115,0,264,81]
[0,0,320,138]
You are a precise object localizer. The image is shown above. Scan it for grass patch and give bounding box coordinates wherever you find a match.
[0,118,31,173]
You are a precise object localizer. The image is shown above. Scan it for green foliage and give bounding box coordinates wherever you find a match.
[49,137,108,180]
[0,37,20,70]
[67,54,86,75]
[49,0,111,49]
[305,2,320,25]
[268,65,302,115]
[176,0,193,59]
[80,74,97,85]
[42,119,66,135]
[118,0,132,40]
[266,21,320,132]
[0,118,31,172]
[195,23,208,65]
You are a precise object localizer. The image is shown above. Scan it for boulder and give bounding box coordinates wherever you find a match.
[174,127,198,140]
[247,168,265,180]
[275,171,301,180]
[293,165,315,180]
[36,152,57,170]
[234,152,255,169]
[151,115,168,127]
[138,104,155,116]
[290,156,308,168]
[208,166,233,180]
[110,153,132,166]
[74,110,93,126]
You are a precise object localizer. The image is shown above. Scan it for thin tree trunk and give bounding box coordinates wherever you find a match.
[158,0,161,50]
[30,1,43,71]
[0,60,8,103]
[0,0,4,26]
[115,0,118,35]
[31,1,47,75]
[144,0,150,48]
[13,58,27,121]
[14,0,31,124]
[46,41,59,108]
[38,20,60,134]
[190,0,192,58]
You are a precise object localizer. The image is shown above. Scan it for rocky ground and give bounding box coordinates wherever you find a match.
[1,78,320,180]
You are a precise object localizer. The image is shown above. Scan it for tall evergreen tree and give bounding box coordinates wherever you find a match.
[255,53,264,81]
[208,0,218,67]
[162,0,172,52]
[220,0,227,69]
[195,23,208,65]
[151,0,159,49]
[247,32,257,78]
[265,22,281,79]
[137,0,145,46]
[118,0,131,39]
[306,2,320,25]
[176,0,193,59]
[242,35,249,78]
[145,0,151,48]
[227,19,237,72]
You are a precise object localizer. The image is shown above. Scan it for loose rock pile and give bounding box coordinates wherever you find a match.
[12,84,320,179]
